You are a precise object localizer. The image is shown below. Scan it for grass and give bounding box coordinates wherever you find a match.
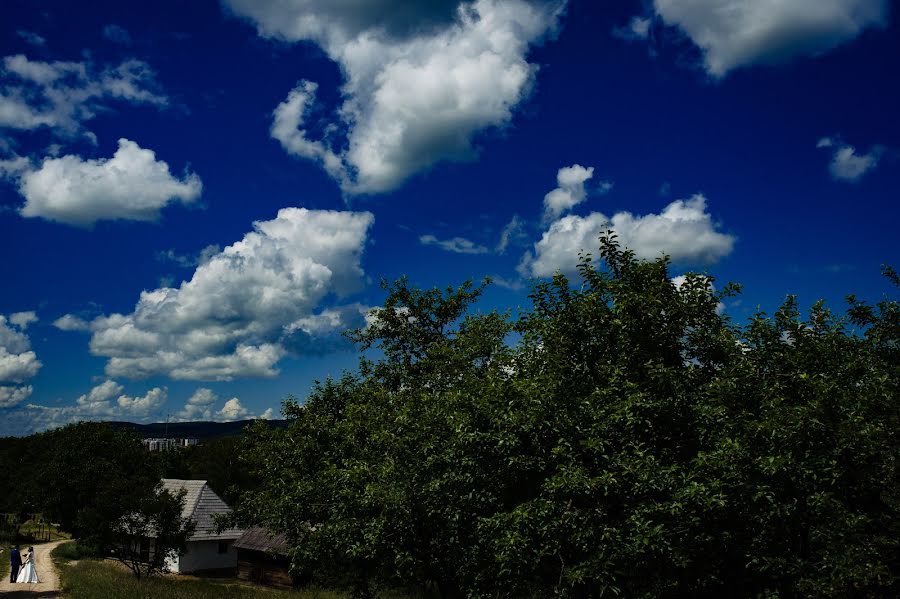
[52,543,350,599]
[51,544,428,599]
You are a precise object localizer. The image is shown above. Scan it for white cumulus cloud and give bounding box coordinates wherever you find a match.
[0,53,167,138]
[74,379,166,418]
[53,314,92,332]
[0,347,42,384]
[117,387,167,418]
[817,136,883,182]
[80,207,373,381]
[177,387,218,421]
[9,311,37,329]
[217,397,249,422]
[2,382,165,435]
[522,194,735,277]
[0,385,33,409]
[650,0,888,77]
[0,315,42,398]
[543,164,595,222]
[226,0,564,194]
[75,379,125,415]
[10,138,202,227]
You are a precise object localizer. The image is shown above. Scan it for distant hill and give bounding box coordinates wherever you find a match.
[108,419,289,440]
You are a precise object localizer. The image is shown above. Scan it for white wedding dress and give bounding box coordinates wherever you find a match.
[16,553,40,584]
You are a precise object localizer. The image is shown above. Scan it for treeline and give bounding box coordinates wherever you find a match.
[0,419,264,576]
[227,235,899,598]
[0,424,257,529]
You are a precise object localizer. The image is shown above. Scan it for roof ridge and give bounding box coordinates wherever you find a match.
[186,481,206,518]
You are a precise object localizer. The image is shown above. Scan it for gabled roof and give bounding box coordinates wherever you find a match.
[160,479,244,541]
[234,526,290,555]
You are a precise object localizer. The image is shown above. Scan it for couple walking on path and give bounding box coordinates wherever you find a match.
[9,545,41,583]
[1,540,68,596]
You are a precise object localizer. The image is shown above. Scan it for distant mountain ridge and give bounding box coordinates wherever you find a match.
[108,419,289,439]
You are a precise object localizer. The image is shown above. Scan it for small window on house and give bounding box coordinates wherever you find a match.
[218,542,228,554]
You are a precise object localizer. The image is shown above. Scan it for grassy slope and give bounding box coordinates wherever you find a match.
[52,544,348,599]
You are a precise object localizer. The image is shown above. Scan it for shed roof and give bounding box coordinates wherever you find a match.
[234,526,290,555]
[160,478,244,541]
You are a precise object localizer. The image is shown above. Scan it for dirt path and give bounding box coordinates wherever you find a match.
[0,539,70,598]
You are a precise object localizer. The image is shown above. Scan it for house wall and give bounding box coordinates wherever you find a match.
[164,550,180,573]
[175,540,238,573]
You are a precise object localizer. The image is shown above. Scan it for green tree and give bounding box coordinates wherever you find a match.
[232,234,899,598]
[36,422,196,578]
[37,422,157,545]
[111,483,196,579]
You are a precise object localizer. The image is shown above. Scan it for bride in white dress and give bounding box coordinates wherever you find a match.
[16,547,41,584]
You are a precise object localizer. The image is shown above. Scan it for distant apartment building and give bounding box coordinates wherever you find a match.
[142,437,200,451]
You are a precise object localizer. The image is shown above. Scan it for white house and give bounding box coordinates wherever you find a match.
[160,478,245,574]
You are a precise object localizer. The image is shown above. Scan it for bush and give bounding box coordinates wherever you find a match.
[52,540,92,562]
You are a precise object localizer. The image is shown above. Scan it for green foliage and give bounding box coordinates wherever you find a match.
[0,422,194,578]
[111,484,196,579]
[36,422,158,544]
[153,437,259,505]
[0,436,43,514]
[233,233,899,597]
[52,539,90,562]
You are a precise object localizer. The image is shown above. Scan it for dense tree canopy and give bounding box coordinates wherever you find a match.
[233,234,899,598]
[0,422,198,577]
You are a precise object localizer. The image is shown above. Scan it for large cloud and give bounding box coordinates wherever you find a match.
[0,53,167,139]
[225,0,564,194]
[649,0,888,77]
[10,138,202,227]
[67,207,373,381]
[521,194,735,277]
[0,314,42,408]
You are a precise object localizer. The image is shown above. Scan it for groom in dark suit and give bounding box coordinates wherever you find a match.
[9,545,21,582]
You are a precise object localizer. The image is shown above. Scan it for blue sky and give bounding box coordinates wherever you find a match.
[1,0,897,435]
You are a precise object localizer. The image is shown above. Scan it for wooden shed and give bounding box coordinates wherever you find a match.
[233,526,296,589]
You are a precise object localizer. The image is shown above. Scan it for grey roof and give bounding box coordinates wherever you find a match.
[234,526,290,555]
[160,479,244,541]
